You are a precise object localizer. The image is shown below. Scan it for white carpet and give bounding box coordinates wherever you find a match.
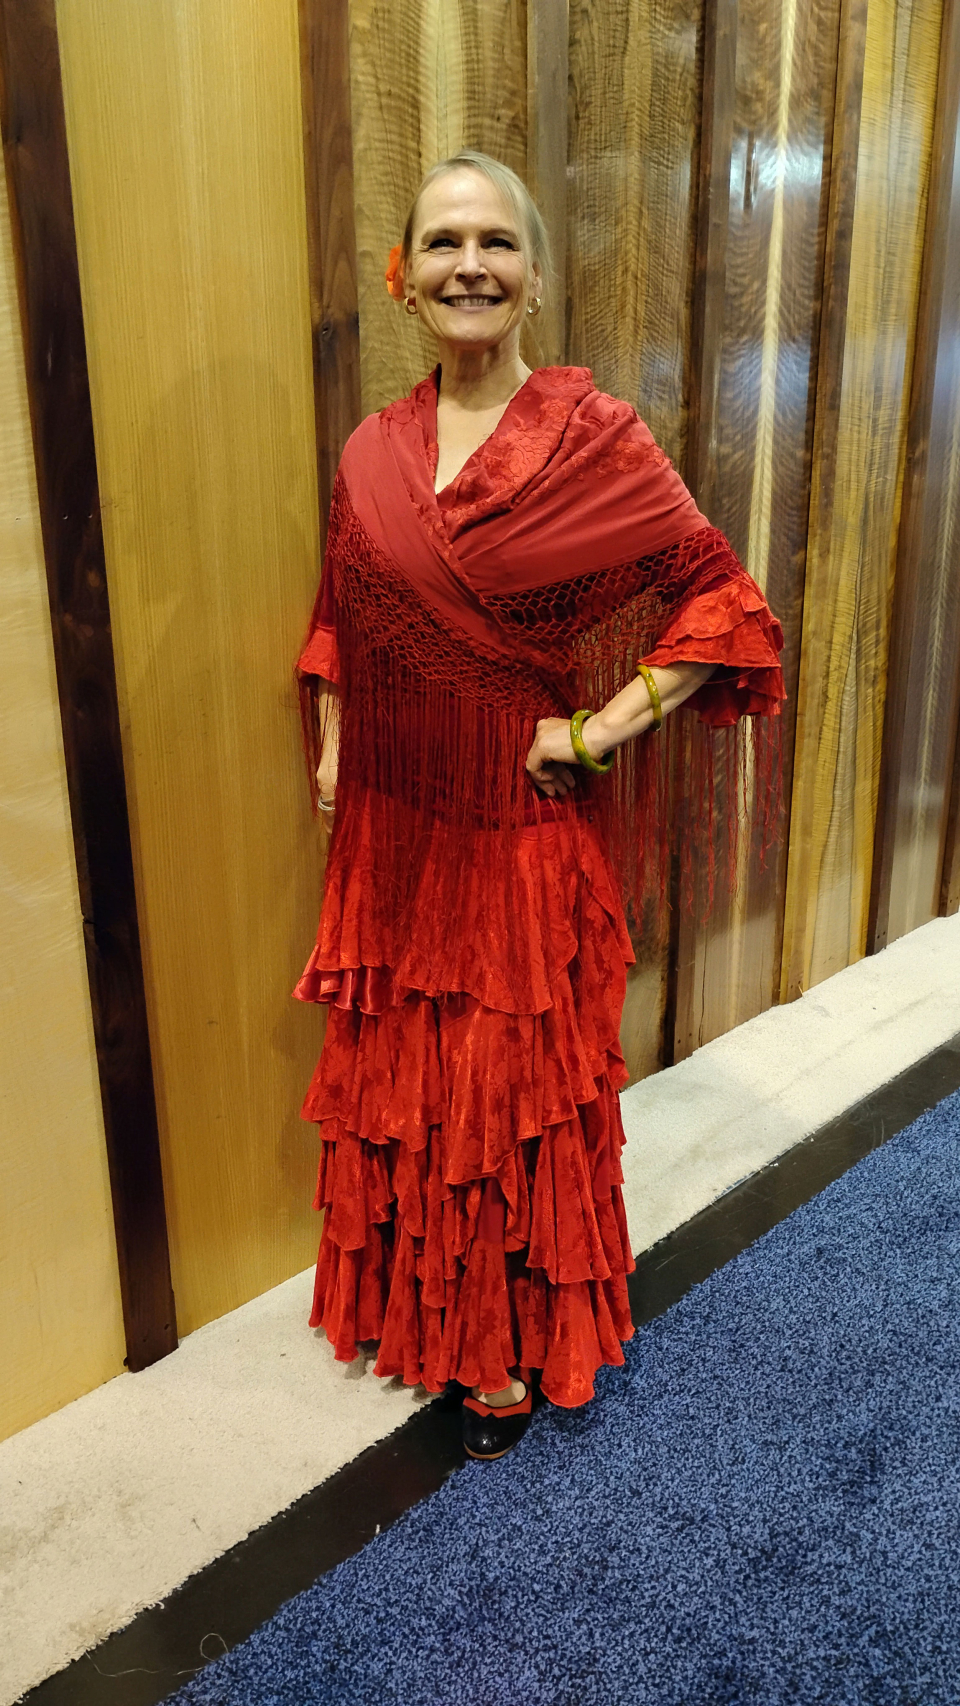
[3,909,960,1704]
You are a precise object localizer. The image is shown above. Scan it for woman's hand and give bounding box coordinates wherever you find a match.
[525,663,717,797]
[316,755,337,815]
[525,718,579,798]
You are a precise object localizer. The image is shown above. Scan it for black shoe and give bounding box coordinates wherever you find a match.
[461,1384,532,1460]
[435,1380,470,1412]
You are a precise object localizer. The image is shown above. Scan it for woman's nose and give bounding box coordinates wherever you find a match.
[456,242,486,276]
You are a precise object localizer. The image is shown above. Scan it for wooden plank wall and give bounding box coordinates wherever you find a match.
[333,0,959,1074]
[673,0,847,1057]
[54,0,325,1336]
[566,0,702,1077]
[349,0,528,418]
[299,0,361,529]
[781,0,945,996]
[6,0,958,1430]
[527,0,569,367]
[869,0,960,949]
[0,130,125,1441]
[1,0,176,1372]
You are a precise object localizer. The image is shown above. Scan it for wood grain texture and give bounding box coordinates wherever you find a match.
[566,0,701,1080]
[869,0,960,948]
[0,0,176,1369]
[526,0,569,365]
[941,708,960,913]
[350,0,528,417]
[298,0,361,527]
[567,0,700,462]
[672,0,845,1058]
[686,0,737,517]
[930,0,960,926]
[781,0,944,998]
[55,0,326,1335]
[0,118,126,1440]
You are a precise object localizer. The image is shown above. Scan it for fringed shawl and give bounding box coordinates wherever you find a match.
[298,366,785,989]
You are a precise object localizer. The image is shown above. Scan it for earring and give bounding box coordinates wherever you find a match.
[404,297,419,316]
[526,297,542,317]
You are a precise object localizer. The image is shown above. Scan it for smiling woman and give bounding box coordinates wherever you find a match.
[294,152,785,1462]
[399,157,547,492]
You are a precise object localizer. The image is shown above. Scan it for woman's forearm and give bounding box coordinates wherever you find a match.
[316,684,341,800]
[583,661,715,759]
[319,685,340,752]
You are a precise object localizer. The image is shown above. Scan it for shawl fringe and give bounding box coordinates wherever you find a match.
[298,481,783,980]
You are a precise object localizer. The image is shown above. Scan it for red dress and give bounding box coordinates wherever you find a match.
[295,368,784,1408]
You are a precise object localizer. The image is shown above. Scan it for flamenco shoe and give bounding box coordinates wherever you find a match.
[462,1381,532,1461]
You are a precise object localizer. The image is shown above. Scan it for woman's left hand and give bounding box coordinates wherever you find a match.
[525,717,579,798]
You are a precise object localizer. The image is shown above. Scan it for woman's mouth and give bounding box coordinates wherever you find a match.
[439,295,505,309]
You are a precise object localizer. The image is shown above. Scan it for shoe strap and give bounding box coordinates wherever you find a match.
[463,1391,532,1419]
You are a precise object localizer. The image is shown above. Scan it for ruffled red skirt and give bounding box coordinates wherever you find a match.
[295,804,637,1408]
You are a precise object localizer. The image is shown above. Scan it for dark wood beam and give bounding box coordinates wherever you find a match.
[527,0,570,366]
[664,0,738,1065]
[0,1,176,1369]
[684,0,737,521]
[297,0,361,532]
[800,0,869,577]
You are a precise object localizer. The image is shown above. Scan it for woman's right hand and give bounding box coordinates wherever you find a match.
[316,753,337,815]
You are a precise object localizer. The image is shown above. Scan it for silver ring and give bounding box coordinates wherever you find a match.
[317,796,336,814]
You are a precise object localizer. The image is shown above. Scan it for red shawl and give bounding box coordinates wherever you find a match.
[298,366,784,989]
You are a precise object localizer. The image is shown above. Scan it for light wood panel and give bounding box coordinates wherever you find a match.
[870,0,960,948]
[781,0,944,998]
[0,154,125,1440]
[350,0,528,417]
[567,0,702,1080]
[1,0,176,1369]
[56,0,326,1334]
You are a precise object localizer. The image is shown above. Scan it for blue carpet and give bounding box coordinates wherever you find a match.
[169,1090,960,1705]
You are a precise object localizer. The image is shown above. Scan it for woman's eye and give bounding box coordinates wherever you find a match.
[425,235,515,250]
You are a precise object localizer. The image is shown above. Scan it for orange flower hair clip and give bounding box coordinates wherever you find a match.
[385,243,405,301]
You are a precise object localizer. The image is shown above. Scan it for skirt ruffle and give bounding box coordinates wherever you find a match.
[295,799,635,1016]
[299,813,637,1408]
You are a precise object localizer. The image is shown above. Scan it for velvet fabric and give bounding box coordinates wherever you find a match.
[294,366,785,1407]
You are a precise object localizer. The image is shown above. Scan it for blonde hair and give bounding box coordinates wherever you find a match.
[401,151,551,288]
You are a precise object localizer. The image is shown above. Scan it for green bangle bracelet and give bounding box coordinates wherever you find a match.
[570,708,615,774]
[635,662,663,731]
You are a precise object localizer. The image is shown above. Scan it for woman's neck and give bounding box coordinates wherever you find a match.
[435,338,531,413]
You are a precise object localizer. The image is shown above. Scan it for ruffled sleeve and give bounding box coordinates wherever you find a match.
[297,535,340,685]
[640,571,785,726]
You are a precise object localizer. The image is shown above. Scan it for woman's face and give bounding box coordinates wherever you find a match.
[407,169,540,353]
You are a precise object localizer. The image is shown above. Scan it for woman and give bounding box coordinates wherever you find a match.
[295,152,784,1461]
